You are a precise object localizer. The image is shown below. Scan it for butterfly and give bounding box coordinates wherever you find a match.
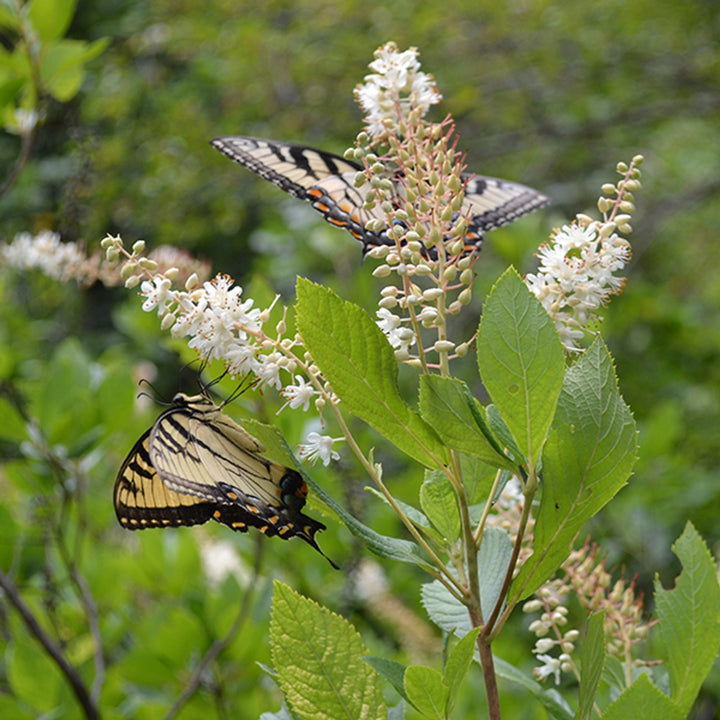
[114,392,336,567]
[210,136,550,256]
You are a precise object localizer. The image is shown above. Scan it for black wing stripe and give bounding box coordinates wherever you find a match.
[211,135,549,257]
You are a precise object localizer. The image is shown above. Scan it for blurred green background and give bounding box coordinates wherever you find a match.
[1,0,718,718]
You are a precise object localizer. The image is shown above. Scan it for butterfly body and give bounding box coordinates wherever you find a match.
[115,393,334,564]
[210,136,550,255]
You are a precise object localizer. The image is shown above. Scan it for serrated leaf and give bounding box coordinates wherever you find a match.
[28,0,77,41]
[404,665,448,720]
[418,375,513,470]
[421,528,513,634]
[492,656,574,720]
[296,279,446,469]
[420,473,460,540]
[477,268,565,465]
[443,628,481,715]
[271,582,387,720]
[511,339,637,601]
[654,522,720,715]
[578,612,606,720]
[600,673,683,720]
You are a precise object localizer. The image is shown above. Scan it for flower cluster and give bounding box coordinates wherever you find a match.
[525,157,642,351]
[354,42,441,139]
[523,539,655,686]
[1,230,210,288]
[349,46,478,371]
[101,235,344,466]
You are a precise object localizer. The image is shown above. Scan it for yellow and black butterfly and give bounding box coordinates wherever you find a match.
[210,136,550,256]
[115,392,336,567]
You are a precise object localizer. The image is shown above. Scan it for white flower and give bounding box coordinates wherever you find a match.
[525,220,631,351]
[376,307,416,351]
[532,654,563,685]
[280,375,316,412]
[298,432,342,466]
[1,231,86,280]
[354,42,441,137]
[140,276,173,313]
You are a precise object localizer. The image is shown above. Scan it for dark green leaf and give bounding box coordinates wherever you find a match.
[600,673,683,720]
[654,522,720,716]
[511,339,637,601]
[296,279,447,469]
[477,267,565,466]
[578,612,606,720]
[419,375,513,470]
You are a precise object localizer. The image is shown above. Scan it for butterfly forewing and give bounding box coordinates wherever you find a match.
[114,430,218,529]
[211,135,549,256]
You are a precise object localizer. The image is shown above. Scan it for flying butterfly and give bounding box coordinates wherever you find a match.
[114,392,336,567]
[210,136,550,256]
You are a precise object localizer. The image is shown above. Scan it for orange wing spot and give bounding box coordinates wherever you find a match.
[258,525,268,534]
[327,217,347,227]
[267,515,279,525]
[314,201,331,213]
[226,491,238,501]
[278,526,290,536]
[246,505,259,514]
[307,188,323,199]
[231,521,246,529]
[213,510,221,519]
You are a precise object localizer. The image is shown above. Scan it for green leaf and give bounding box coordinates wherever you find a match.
[28,0,77,41]
[492,656,573,720]
[578,612,606,720]
[421,528,513,634]
[7,638,65,713]
[40,37,109,102]
[302,471,430,568]
[418,375,513,470]
[271,582,387,720]
[511,339,637,601]
[420,472,460,540]
[0,396,25,441]
[654,522,720,715]
[404,665,448,720]
[443,628,481,715]
[296,279,447,469]
[476,267,565,465]
[600,673,683,720]
[363,657,411,705]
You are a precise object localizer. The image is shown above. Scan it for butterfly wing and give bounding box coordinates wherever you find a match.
[211,135,549,255]
[210,136,386,252]
[114,429,218,529]
[146,395,330,555]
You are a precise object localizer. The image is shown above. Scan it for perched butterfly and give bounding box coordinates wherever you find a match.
[210,136,550,256]
[114,392,336,567]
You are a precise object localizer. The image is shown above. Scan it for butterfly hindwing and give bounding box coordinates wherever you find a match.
[114,394,334,565]
[210,135,550,255]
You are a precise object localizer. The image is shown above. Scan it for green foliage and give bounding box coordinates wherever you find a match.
[578,613,606,720]
[296,278,447,469]
[270,582,386,720]
[1,2,719,719]
[511,338,638,602]
[654,522,720,716]
[476,267,565,466]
